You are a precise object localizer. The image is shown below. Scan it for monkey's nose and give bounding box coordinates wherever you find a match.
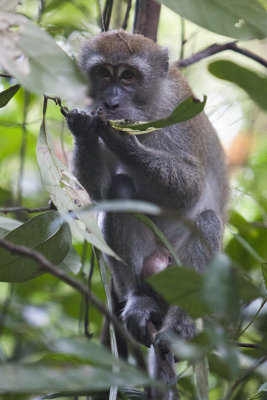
[104,101,119,110]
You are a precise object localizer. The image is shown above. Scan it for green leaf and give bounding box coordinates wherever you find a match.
[57,246,82,274]
[0,211,71,282]
[36,121,118,259]
[35,389,145,400]
[248,383,267,400]
[111,96,206,134]
[0,363,152,394]
[208,61,267,111]
[0,84,20,108]
[262,264,267,290]
[238,273,261,302]
[0,13,87,101]
[202,254,240,323]
[208,349,239,379]
[148,266,209,318]
[0,216,22,238]
[157,0,267,40]
[50,338,147,380]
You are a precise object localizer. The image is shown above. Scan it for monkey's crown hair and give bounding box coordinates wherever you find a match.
[79,29,169,76]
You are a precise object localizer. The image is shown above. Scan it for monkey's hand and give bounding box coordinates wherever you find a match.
[66,108,104,138]
[121,293,165,347]
[97,118,139,153]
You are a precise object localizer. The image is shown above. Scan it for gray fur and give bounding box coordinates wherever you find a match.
[67,30,228,352]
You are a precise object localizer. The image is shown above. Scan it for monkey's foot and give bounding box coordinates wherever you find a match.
[121,294,165,347]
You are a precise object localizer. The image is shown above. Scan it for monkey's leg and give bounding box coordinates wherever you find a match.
[158,209,222,340]
[103,174,168,347]
[149,210,222,399]
[148,339,179,400]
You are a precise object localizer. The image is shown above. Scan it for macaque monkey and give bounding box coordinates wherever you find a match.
[66,29,228,360]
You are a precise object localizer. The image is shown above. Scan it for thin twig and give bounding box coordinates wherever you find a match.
[179,17,186,61]
[103,0,114,31]
[0,284,14,337]
[45,96,69,117]
[96,0,105,32]
[84,247,95,339]
[238,299,266,338]
[122,0,132,30]
[0,238,146,371]
[0,73,12,78]
[0,206,52,214]
[17,90,30,206]
[178,41,267,68]
[224,356,267,400]
[236,342,266,351]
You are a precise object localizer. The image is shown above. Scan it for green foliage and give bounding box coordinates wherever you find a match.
[209,60,267,111]
[0,363,151,394]
[0,211,71,282]
[0,13,87,101]
[0,0,267,399]
[37,120,117,258]
[157,0,267,39]
[0,84,21,108]
[111,95,207,134]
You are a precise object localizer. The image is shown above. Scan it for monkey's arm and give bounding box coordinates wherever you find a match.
[67,109,116,200]
[99,120,205,203]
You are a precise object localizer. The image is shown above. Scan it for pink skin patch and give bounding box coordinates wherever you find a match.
[142,248,173,277]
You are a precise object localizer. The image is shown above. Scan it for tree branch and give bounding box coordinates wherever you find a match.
[0,238,146,370]
[122,0,132,30]
[103,0,114,31]
[133,0,161,42]
[0,73,12,78]
[178,41,267,69]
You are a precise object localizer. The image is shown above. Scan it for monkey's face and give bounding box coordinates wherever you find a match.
[88,63,145,120]
[79,30,169,121]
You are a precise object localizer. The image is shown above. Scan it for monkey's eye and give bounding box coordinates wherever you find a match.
[121,69,135,80]
[97,67,111,78]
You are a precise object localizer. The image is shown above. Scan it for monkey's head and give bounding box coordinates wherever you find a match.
[79,30,169,120]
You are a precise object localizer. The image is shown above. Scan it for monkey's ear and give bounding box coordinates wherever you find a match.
[160,47,169,77]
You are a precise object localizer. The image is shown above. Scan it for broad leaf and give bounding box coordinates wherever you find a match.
[208,349,240,379]
[0,215,22,238]
[0,216,22,239]
[208,60,267,111]
[0,12,87,101]
[202,254,240,324]
[58,246,81,275]
[248,384,267,400]
[111,96,206,134]
[36,121,118,259]
[0,84,20,108]
[157,0,267,40]
[0,0,19,11]
[148,266,209,317]
[0,211,71,282]
[50,338,148,380]
[0,363,152,394]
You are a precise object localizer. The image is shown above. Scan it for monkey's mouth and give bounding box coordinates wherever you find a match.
[104,109,145,122]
